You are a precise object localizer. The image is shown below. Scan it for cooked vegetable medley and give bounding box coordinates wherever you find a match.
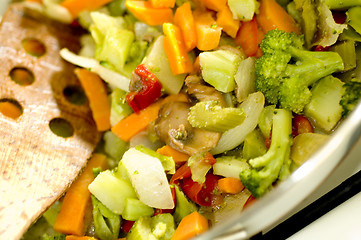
[18,0,361,239]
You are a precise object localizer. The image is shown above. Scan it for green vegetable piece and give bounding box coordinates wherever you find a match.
[107,0,127,16]
[188,101,245,132]
[122,198,154,221]
[234,57,257,102]
[42,200,62,226]
[258,105,276,139]
[151,213,175,240]
[293,0,318,49]
[347,7,361,35]
[240,109,293,198]
[188,152,212,184]
[90,11,126,35]
[135,145,175,174]
[331,40,357,71]
[325,0,361,9]
[96,27,134,72]
[142,35,186,95]
[304,76,345,132]
[91,195,121,240]
[227,0,260,21]
[255,29,344,113]
[199,49,243,93]
[339,26,361,42]
[88,170,137,214]
[127,217,157,240]
[103,130,129,162]
[340,80,361,117]
[41,233,66,240]
[213,156,250,179]
[109,88,133,126]
[173,185,198,225]
[243,129,267,160]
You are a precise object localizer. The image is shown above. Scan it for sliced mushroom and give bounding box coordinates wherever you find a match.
[155,101,221,155]
[128,72,142,92]
[185,75,227,107]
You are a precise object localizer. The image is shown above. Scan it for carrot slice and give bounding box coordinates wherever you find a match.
[218,177,245,194]
[163,23,194,75]
[256,0,301,34]
[216,5,240,38]
[149,0,175,8]
[125,0,173,26]
[172,212,209,240]
[75,68,110,132]
[174,2,197,52]
[199,0,227,11]
[156,145,190,164]
[235,17,259,57]
[54,154,108,236]
[194,10,222,51]
[66,236,97,240]
[111,94,188,142]
[61,0,113,17]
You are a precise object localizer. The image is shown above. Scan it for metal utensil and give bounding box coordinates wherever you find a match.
[0,3,100,240]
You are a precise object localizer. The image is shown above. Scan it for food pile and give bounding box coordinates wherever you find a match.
[19,0,361,239]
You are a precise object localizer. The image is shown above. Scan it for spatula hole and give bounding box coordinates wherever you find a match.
[0,99,23,119]
[9,67,35,86]
[63,85,87,105]
[49,118,74,138]
[22,38,46,57]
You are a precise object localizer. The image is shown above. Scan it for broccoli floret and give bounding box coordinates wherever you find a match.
[340,80,361,116]
[240,108,293,198]
[255,29,344,114]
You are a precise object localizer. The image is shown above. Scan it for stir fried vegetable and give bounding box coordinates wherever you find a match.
[18,0,361,239]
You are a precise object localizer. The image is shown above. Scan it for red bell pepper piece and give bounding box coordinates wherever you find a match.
[292,114,313,137]
[181,173,222,207]
[126,64,162,113]
[170,163,192,184]
[121,220,135,233]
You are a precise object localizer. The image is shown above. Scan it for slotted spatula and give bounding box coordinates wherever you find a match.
[0,3,101,240]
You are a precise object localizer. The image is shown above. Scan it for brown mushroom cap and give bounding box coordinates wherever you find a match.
[155,101,221,155]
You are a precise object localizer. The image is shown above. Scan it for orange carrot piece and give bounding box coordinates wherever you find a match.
[26,0,42,3]
[66,236,97,240]
[216,5,240,38]
[75,68,110,132]
[0,101,22,120]
[172,212,209,240]
[54,154,108,236]
[256,0,301,34]
[199,0,227,11]
[156,145,190,163]
[125,0,173,26]
[218,177,245,194]
[163,23,194,75]
[61,0,113,18]
[111,94,188,142]
[174,2,197,52]
[194,10,222,51]
[235,18,259,57]
[150,0,175,8]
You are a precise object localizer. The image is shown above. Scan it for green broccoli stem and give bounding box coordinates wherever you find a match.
[285,47,345,85]
[240,109,293,198]
[324,0,361,9]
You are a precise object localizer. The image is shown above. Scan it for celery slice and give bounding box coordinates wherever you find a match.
[242,129,267,160]
[234,57,256,102]
[91,195,121,240]
[347,7,361,35]
[213,156,250,178]
[88,170,137,214]
[188,101,245,132]
[258,105,276,139]
[127,217,157,240]
[122,198,154,221]
[103,131,129,162]
[199,49,242,93]
[331,40,357,71]
[151,213,175,240]
[173,185,198,225]
[90,11,126,35]
[109,88,133,126]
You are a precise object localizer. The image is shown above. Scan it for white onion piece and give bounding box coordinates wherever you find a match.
[60,48,130,91]
[210,92,265,155]
[122,148,175,209]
